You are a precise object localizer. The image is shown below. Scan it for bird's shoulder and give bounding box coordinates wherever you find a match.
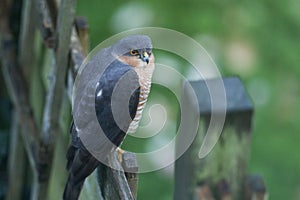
[96,59,139,95]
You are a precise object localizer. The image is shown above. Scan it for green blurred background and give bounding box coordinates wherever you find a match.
[0,0,299,199]
[75,0,300,199]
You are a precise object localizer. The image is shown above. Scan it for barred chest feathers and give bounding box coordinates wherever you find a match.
[128,62,155,133]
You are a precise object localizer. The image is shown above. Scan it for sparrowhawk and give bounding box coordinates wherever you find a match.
[63,35,155,200]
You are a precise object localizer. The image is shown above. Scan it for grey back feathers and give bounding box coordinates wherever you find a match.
[72,34,153,151]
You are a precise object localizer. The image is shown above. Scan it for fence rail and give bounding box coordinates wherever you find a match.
[174,77,268,200]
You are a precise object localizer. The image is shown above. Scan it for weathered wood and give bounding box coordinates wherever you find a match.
[194,182,214,200]
[0,40,40,176]
[35,0,76,198]
[0,0,12,36]
[0,39,47,200]
[18,0,36,80]
[0,2,49,200]
[47,129,70,200]
[42,0,75,145]
[33,0,55,48]
[6,113,26,200]
[245,175,268,200]
[68,17,88,99]
[122,152,139,199]
[217,179,232,200]
[75,16,89,56]
[97,151,137,200]
[46,0,58,29]
[174,77,254,199]
[174,78,200,200]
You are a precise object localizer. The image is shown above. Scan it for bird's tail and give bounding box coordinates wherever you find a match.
[63,122,100,199]
[63,175,85,200]
[63,146,99,200]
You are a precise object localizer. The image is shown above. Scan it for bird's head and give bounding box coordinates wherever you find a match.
[111,35,154,68]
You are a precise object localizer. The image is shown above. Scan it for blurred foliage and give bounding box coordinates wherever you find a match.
[76,0,300,199]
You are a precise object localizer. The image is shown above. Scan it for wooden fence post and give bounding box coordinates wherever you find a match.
[5,113,26,200]
[174,76,258,199]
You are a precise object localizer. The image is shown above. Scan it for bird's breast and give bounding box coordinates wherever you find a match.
[128,62,154,133]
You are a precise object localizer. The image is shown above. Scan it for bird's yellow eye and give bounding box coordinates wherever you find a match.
[130,49,139,56]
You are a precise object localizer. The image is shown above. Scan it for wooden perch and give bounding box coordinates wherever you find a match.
[122,152,139,198]
[97,151,138,200]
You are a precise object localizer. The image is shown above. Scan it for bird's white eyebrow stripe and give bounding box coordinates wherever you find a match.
[97,89,103,97]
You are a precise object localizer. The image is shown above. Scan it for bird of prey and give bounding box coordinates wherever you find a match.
[63,35,155,200]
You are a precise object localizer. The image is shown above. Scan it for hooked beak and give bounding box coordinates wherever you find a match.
[141,51,150,64]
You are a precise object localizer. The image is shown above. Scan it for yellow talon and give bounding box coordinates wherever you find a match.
[117,147,124,163]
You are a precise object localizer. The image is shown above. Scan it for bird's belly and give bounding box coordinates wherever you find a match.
[127,87,150,133]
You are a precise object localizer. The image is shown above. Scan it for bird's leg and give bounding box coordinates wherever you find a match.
[117,147,124,163]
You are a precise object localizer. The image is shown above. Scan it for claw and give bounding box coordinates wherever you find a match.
[117,147,124,163]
